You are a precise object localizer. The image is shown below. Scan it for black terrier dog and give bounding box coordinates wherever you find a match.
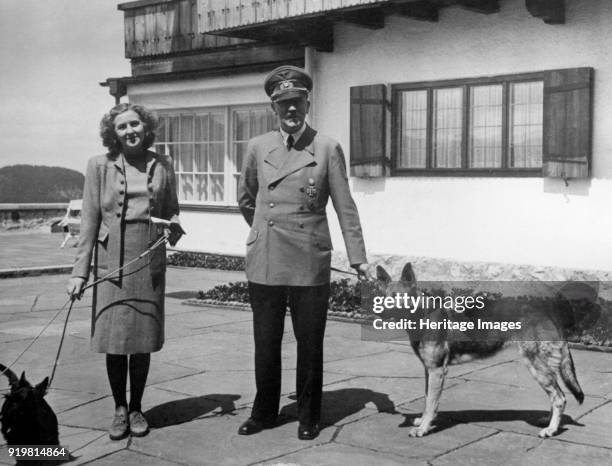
[0,364,59,447]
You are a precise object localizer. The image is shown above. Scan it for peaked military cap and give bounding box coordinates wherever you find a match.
[264,65,312,102]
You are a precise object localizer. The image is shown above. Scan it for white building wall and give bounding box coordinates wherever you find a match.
[314,0,612,272]
[126,0,612,271]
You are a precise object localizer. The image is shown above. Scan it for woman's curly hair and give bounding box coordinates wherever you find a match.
[100,103,159,156]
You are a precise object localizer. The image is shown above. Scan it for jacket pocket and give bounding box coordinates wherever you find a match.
[97,225,109,245]
[313,232,332,251]
[246,229,259,246]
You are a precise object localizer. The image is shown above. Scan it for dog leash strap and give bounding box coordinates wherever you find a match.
[82,234,169,292]
[48,298,76,388]
[330,266,359,277]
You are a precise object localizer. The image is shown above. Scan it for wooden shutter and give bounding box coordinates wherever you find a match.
[350,84,387,177]
[542,67,593,179]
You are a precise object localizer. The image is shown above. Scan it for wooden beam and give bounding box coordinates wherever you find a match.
[337,8,386,29]
[390,1,439,22]
[206,18,335,53]
[456,0,500,14]
[525,0,565,24]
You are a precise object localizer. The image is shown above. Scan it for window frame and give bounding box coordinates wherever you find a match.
[154,103,276,210]
[391,71,545,177]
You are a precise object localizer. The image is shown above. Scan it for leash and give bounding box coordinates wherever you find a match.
[1,234,169,388]
[331,266,359,277]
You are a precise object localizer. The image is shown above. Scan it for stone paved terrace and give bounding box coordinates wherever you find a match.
[0,232,611,465]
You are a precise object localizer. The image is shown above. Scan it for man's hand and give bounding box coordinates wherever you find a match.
[66,277,86,300]
[352,263,373,281]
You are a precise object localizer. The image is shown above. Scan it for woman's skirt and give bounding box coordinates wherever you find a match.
[92,221,165,354]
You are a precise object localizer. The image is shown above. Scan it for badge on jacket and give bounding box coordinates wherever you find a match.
[306,178,317,211]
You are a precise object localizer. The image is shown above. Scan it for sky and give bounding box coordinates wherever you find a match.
[0,0,131,174]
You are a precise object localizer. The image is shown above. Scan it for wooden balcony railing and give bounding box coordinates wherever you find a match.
[198,0,392,33]
[119,0,252,58]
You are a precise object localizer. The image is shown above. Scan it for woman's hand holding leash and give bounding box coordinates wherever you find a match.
[151,217,185,246]
[167,222,186,247]
[66,277,86,300]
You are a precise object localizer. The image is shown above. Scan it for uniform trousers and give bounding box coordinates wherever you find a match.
[248,282,330,426]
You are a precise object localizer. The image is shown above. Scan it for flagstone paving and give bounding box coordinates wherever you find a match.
[0,269,611,465]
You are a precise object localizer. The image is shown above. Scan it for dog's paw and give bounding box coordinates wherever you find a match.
[412,416,423,426]
[408,426,428,437]
[538,426,558,438]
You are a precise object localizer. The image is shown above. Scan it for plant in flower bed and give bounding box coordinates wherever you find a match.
[194,279,612,346]
[168,251,245,271]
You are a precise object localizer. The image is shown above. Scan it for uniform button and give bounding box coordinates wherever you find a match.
[120,180,125,185]
[118,201,123,206]
[116,213,121,218]
[268,220,274,226]
[269,185,275,190]
[119,190,125,195]
[269,202,275,208]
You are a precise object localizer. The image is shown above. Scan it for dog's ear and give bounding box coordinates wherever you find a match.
[34,377,49,397]
[400,263,415,283]
[376,265,392,284]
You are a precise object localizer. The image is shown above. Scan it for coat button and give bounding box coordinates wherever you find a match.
[119,190,125,195]
[269,202,275,208]
[299,187,305,192]
[299,223,304,228]
[268,220,274,226]
[118,201,123,206]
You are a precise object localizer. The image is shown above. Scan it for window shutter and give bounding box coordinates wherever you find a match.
[543,67,593,179]
[350,84,387,177]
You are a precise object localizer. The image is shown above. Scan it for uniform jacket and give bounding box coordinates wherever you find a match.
[238,125,367,286]
[72,150,179,281]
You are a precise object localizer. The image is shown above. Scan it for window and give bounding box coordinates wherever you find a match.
[392,73,544,175]
[155,105,276,205]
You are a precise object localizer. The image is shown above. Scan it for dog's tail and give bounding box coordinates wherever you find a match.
[0,363,19,389]
[560,346,584,404]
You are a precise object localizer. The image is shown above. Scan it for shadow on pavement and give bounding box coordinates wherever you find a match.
[399,409,584,434]
[145,394,241,428]
[279,388,397,427]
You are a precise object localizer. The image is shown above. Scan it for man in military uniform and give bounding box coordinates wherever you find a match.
[237,65,371,440]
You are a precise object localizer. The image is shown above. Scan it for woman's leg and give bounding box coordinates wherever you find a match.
[106,354,129,440]
[128,353,150,413]
[106,354,128,409]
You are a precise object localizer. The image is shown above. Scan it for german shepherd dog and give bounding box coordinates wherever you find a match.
[0,364,59,448]
[374,264,584,438]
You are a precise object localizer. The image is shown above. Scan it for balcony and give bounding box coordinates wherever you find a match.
[117,0,565,59]
[196,0,564,52]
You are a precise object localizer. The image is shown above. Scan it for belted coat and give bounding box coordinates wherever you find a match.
[238,125,367,286]
[72,151,179,282]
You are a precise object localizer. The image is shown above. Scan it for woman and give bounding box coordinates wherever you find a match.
[66,103,183,440]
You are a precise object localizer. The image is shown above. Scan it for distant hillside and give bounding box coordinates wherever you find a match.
[0,165,84,203]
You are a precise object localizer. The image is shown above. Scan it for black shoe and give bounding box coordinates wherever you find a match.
[297,423,320,440]
[238,417,275,435]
